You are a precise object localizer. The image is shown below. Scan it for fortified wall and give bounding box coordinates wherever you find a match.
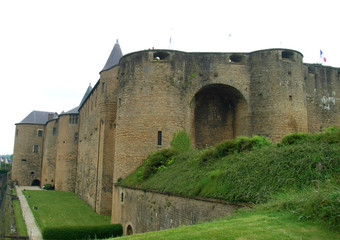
[112,185,239,235]
[11,42,340,234]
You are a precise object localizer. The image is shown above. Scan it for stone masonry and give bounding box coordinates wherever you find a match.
[12,42,340,234]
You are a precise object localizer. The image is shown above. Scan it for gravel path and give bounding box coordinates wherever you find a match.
[16,186,43,240]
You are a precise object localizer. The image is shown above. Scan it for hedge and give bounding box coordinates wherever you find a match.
[42,224,123,240]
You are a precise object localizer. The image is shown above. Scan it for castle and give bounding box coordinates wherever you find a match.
[12,40,340,232]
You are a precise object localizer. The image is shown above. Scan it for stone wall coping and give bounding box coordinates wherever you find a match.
[115,183,250,207]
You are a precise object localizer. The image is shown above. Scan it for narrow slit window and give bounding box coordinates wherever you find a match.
[157,131,162,146]
[102,82,106,93]
[53,127,56,136]
[74,133,79,143]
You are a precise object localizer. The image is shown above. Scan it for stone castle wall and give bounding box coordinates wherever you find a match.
[55,114,78,192]
[304,64,340,132]
[12,124,44,186]
[76,86,101,212]
[11,48,339,233]
[248,49,308,141]
[112,186,239,235]
[41,119,58,187]
[76,67,119,214]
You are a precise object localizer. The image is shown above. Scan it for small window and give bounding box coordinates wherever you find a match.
[282,51,295,61]
[102,82,106,93]
[37,129,43,137]
[16,129,19,137]
[289,95,292,102]
[31,171,34,175]
[121,192,124,203]
[157,131,162,146]
[33,145,39,153]
[153,51,170,61]
[69,114,78,124]
[21,159,27,162]
[74,133,79,143]
[53,127,56,136]
[229,54,243,63]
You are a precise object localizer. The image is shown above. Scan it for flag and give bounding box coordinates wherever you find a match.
[320,50,327,62]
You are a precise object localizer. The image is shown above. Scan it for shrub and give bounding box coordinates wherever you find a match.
[170,129,192,153]
[43,184,54,190]
[195,147,218,164]
[42,224,123,240]
[314,126,340,144]
[142,148,178,179]
[280,133,310,145]
[236,135,272,152]
[0,169,10,174]
[215,139,238,157]
[215,136,271,158]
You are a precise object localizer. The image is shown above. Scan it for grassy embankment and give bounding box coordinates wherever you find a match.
[11,188,28,236]
[22,190,111,230]
[116,128,340,239]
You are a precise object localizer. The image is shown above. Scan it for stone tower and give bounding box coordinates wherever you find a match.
[12,111,57,186]
[76,40,122,214]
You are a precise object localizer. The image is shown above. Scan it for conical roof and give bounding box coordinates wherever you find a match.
[79,83,93,107]
[101,39,123,72]
[62,83,93,115]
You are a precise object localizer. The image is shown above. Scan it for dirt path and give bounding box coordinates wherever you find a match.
[16,186,43,240]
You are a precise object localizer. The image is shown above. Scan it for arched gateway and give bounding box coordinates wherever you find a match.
[193,84,248,148]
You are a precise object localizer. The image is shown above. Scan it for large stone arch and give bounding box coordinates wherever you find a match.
[192,84,248,148]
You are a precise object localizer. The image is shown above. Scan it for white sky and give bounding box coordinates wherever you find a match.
[0,0,339,154]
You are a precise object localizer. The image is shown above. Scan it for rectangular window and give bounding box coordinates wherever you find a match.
[53,127,56,136]
[21,159,27,162]
[33,145,39,153]
[157,131,162,146]
[37,129,43,137]
[74,132,79,142]
[69,114,78,124]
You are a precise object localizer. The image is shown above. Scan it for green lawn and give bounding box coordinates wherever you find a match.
[11,189,28,236]
[22,190,110,231]
[116,210,340,240]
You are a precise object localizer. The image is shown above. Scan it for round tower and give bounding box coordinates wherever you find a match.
[41,118,58,187]
[113,50,187,181]
[248,49,308,141]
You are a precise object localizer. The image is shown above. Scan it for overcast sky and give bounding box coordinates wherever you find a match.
[0,0,339,154]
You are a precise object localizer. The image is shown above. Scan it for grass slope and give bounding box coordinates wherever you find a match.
[122,142,339,204]
[12,188,28,236]
[116,210,339,240]
[22,190,110,231]
[121,129,340,233]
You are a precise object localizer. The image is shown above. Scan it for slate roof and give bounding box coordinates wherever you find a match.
[18,111,58,125]
[61,83,93,115]
[78,84,93,107]
[101,39,123,73]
